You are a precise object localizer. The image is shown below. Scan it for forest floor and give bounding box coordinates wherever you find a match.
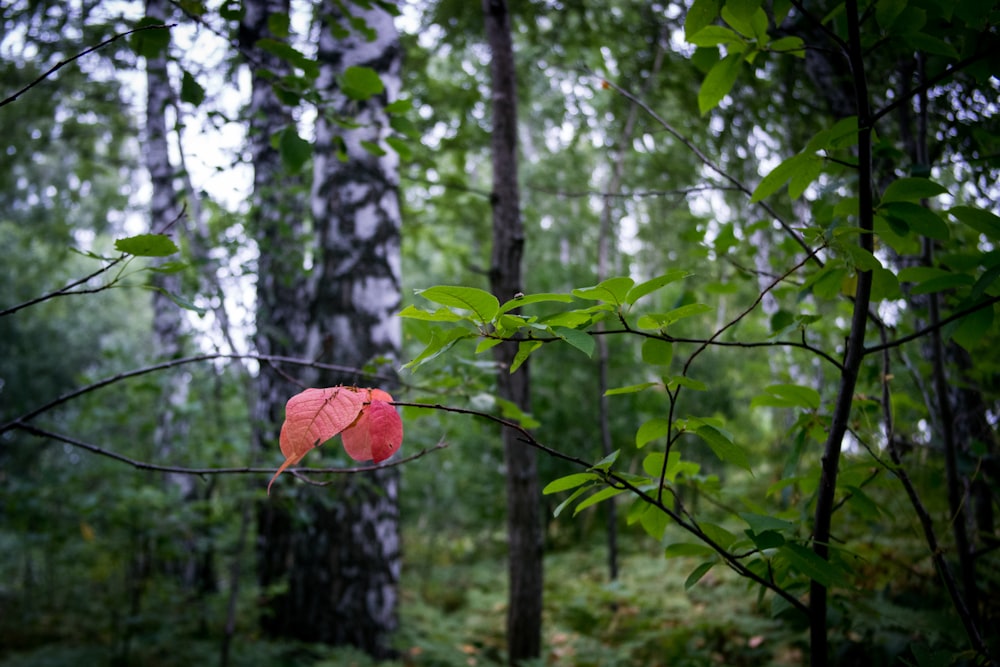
[0,530,805,667]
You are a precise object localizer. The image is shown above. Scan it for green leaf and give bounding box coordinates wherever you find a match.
[876,0,907,29]
[279,125,312,172]
[641,338,674,366]
[636,418,671,448]
[156,288,206,315]
[904,31,959,59]
[740,512,796,533]
[952,302,994,350]
[510,340,541,373]
[880,177,947,204]
[387,134,414,159]
[641,505,670,541]
[778,543,848,587]
[475,337,503,354]
[385,98,413,113]
[637,303,712,330]
[605,382,660,396]
[360,140,386,157]
[751,152,808,203]
[130,18,171,58]
[768,35,805,57]
[590,449,620,472]
[911,273,975,295]
[805,116,859,152]
[667,375,708,391]
[574,485,628,515]
[267,12,290,37]
[949,206,1000,240]
[695,425,752,472]
[788,155,824,199]
[625,270,690,304]
[553,485,592,518]
[699,52,742,115]
[402,328,471,370]
[842,244,883,271]
[572,276,635,305]
[255,38,319,79]
[688,25,744,47]
[749,529,786,549]
[551,326,595,357]
[721,0,763,37]
[685,560,717,589]
[342,66,385,100]
[398,304,463,322]
[149,261,188,274]
[700,521,738,549]
[870,266,902,301]
[880,202,949,240]
[495,397,540,429]
[114,234,179,257]
[685,0,722,39]
[418,286,500,324]
[499,292,574,313]
[543,473,599,495]
[750,383,821,410]
[180,70,206,107]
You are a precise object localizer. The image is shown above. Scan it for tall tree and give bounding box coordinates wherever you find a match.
[482,0,543,662]
[242,0,402,656]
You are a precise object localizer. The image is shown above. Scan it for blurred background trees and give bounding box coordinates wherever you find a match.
[1,0,998,665]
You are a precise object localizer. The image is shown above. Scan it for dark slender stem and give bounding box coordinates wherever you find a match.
[877,328,993,665]
[602,77,820,266]
[12,423,446,477]
[810,3,873,665]
[0,24,175,109]
[863,295,1000,355]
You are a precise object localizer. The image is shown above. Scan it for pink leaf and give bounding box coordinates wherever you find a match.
[341,395,403,464]
[267,386,365,494]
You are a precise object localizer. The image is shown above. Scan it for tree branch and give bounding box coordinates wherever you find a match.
[13,422,447,477]
[0,24,175,109]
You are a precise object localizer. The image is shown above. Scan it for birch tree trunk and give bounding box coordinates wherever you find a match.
[482,1,543,662]
[242,0,401,657]
[144,0,217,597]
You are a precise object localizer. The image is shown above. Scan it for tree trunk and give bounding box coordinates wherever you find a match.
[144,0,217,598]
[482,1,543,662]
[242,0,401,658]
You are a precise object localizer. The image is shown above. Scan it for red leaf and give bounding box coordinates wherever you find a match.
[341,397,403,464]
[267,386,365,494]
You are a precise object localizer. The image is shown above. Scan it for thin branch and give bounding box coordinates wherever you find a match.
[0,24,176,109]
[811,3,875,662]
[0,205,187,318]
[13,422,447,477]
[682,243,827,375]
[401,174,493,198]
[871,50,995,125]
[876,325,993,665]
[863,295,1000,355]
[526,184,743,200]
[0,256,127,317]
[599,74,820,265]
[0,353,398,434]
[395,402,810,615]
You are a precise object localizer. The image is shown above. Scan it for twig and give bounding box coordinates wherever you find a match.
[0,353,398,434]
[0,24,176,109]
[13,422,447,477]
[863,295,1000,355]
[598,74,820,265]
[0,205,187,318]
